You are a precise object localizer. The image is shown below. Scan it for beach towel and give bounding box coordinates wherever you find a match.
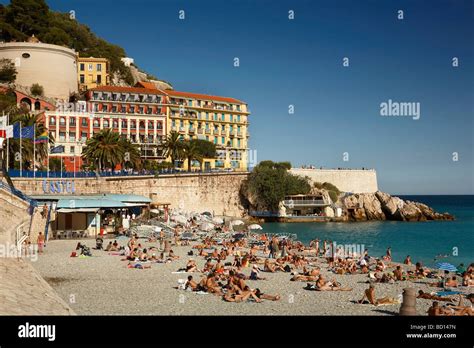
[436,291,462,297]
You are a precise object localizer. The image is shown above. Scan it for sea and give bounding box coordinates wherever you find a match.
[261,195,474,268]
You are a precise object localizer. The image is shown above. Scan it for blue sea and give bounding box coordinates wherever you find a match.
[261,195,474,268]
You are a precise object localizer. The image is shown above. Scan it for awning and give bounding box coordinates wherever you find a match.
[57,208,99,213]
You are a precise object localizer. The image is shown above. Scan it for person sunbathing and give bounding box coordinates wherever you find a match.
[417,290,454,302]
[291,274,318,282]
[303,266,320,277]
[239,286,261,302]
[139,249,149,261]
[250,265,266,280]
[255,288,280,301]
[358,285,398,305]
[127,262,151,269]
[168,249,179,260]
[314,276,351,291]
[185,259,199,272]
[444,294,474,316]
[185,275,199,291]
[393,266,404,281]
[105,242,113,251]
[462,272,474,286]
[427,301,443,316]
[223,288,243,302]
[445,276,458,288]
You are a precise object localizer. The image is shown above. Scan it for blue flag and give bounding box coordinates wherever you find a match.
[13,123,34,139]
[50,145,65,154]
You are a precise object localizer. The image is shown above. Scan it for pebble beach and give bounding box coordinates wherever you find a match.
[29,238,471,316]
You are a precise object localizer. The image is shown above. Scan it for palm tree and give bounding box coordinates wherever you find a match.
[81,129,126,172]
[182,140,203,172]
[120,137,141,169]
[161,131,184,166]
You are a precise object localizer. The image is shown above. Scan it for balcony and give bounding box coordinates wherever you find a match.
[171,126,177,131]
[283,199,328,207]
[197,129,204,134]
[205,129,211,134]
[179,126,186,133]
[189,127,195,133]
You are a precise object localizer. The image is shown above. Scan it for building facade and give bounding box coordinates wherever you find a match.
[166,90,250,171]
[43,83,250,172]
[77,57,109,92]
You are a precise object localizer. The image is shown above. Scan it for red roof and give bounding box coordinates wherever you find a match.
[89,85,166,95]
[165,90,245,104]
[135,81,157,89]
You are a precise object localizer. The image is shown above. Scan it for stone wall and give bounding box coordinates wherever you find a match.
[12,173,249,217]
[289,168,378,193]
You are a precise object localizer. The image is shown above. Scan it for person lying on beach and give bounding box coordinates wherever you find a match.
[302,266,320,277]
[255,288,280,301]
[201,273,223,296]
[462,272,474,287]
[314,275,352,291]
[104,242,113,251]
[417,290,454,302]
[127,262,151,269]
[291,274,318,282]
[358,285,398,306]
[139,248,148,261]
[445,276,458,288]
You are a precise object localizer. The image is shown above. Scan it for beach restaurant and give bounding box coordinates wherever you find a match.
[31,194,151,239]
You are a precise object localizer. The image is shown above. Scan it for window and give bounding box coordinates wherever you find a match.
[69,133,76,142]
[237,139,241,148]
[81,132,87,141]
[237,115,241,122]
[188,99,193,106]
[205,112,209,120]
[229,114,233,122]
[103,119,109,127]
[121,106,126,113]
[148,121,153,129]
[221,114,225,121]
[102,104,108,112]
[214,137,218,144]
[70,146,75,154]
[59,132,66,141]
[81,118,87,126]
[88,64,93,71]
[221,125,225,132]
[80,74,85,84]
[121,120,127,129]
[59,117,66,125]
[157,121,162,129]
[80,63,84,71]
[213,113,217,121]
[236,105,241,111]
[221,137,225,144]
[96,64,102,72]
[49,117,56,125]
[113,120,118,128]
[130,106,135,113]
[206,136,209,141]
[69,117,76,126]
[22,53,31,58]
[97,74,102,84]
[93,119,100,127]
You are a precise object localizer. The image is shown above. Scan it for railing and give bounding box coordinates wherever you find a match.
[250,211,279,217]
[283,199,327,206]
[0,181,38,207]
[8,169,249,178]
[16,220,29,257]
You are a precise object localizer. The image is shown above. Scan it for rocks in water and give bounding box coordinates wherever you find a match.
[341,191,454,222]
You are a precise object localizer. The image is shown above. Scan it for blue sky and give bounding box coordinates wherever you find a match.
[11,0,474,194]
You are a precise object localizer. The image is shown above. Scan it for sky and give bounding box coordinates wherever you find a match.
[8,0,474,194]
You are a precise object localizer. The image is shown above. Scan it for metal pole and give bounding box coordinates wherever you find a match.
[19,121,22,177]
[33,123,36,179]
[6,112,9,172]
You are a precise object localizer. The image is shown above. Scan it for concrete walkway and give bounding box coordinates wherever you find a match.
[0,257,75,315]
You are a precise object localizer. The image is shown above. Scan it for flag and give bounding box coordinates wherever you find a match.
[34,132,49,144]
[0,138,4,147]
[50,145,65,154]
[13,123,34,139]
[0,125,12,138]
[0,115,7,129]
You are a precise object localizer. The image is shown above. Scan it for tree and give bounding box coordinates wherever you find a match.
[120,137,141,169]
[182,140,203,171]
[48,157,65,172]
[244,161,311,211]
[161,131,184,166]
[0,58,17,84]
[81,129,126,171]
[30,83,44,97]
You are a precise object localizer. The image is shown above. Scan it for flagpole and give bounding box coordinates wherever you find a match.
[5,112,8,172]
[33,124,36,179]
[47,143,49,178]
[19,121,22,177]
[60,156,62,178]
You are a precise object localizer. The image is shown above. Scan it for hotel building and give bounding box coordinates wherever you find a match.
[43,83,250,172]
[77,57,109,92]
[166,90,250,171]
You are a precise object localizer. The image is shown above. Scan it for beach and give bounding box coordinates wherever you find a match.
[29,238,471,316]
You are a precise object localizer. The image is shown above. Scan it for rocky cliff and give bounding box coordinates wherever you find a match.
[341,191,454,222]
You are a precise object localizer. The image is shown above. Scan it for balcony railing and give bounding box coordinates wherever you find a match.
[205,129,211,134]
[283,199,328,206]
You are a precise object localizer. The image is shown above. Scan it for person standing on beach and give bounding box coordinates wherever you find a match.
[37,232,45,254]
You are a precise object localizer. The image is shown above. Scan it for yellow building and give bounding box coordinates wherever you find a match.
[77,57,109,91]
[165,90,250,171]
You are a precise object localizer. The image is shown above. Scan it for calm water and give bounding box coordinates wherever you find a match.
[261,195,474,268]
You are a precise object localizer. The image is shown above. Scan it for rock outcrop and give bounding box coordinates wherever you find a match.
[340,191,454,222]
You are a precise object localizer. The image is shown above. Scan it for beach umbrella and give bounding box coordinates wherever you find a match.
[212,217,224,224]
[230,219,244,226]
[172,215,188,225]
[248,224,263,230]
[199,222,215,231]
[435,262,457,272]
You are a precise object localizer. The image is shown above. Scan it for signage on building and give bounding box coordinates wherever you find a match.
[42,180,76,194]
